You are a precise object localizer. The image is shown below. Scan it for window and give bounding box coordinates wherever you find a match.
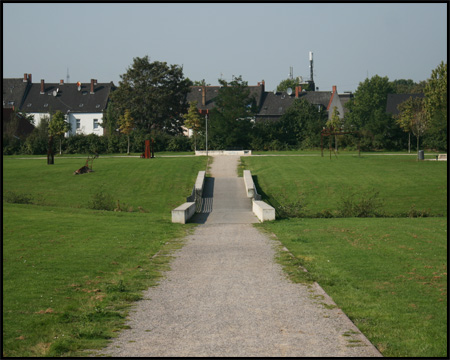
[93,119,99,129]
[76,119,81,129]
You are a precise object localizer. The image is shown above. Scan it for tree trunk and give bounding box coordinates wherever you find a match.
[416,135,419,160]
[408,132,411,154]
[127,135,130,155]
[59,137,62,155]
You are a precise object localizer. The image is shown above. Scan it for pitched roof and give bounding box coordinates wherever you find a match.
[186,85,264,111]
[2,78,31,109]
[21,81,115,114]
[386,93,425,115]
[2,108,35,137]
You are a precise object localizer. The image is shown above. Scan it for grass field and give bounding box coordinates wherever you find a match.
[243,154,447,357]
[2,155,207,357]
[242,154,447,217]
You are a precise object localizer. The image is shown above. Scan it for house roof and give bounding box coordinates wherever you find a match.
[186,85,265,111]
[386,93,425,115]
[2,107,35,138]
[3,78,30,109]
[256,90,333,117]
[20,81,115,114]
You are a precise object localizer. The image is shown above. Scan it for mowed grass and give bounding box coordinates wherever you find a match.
[243,154,447,217]
[243,154,447,357]
[2,155,207,357]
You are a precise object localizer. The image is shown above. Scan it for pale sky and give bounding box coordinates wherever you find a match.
[3,2,447,93]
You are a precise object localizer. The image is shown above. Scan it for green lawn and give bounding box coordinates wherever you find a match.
[2,155,207,357]
[242,154,447,217]
[243,154,447,357]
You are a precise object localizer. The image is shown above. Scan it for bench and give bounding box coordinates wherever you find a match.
[438,154,447,161]
[253,200,276,222]
[244,170,275,222]
[171,202,196,224]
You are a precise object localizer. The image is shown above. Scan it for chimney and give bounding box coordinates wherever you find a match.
[60,79,64,85]
[90,79,95,94]
[40,79,45,94]
[28,74,32,83]
[332,85,337,93]
[23,73,28,82]
[295,86,302,98]
[201,85,206,106]
[261,80,265,92]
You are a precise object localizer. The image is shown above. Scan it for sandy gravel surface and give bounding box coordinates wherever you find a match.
[92,155,382,357]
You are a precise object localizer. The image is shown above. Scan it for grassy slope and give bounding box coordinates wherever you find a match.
[243,155,447,216]
[243,155,447,357]
[2,156,207,357]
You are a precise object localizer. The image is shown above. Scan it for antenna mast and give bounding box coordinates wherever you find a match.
[66,68,70,84]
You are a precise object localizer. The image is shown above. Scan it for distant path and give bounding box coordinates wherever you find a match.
[94,155,382,357]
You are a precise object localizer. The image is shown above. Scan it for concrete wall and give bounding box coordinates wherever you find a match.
[243,170,275,222]
[195,150,252,156]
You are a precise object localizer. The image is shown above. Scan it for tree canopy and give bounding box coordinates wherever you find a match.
[208,76,257,149]
[110,55,192,135]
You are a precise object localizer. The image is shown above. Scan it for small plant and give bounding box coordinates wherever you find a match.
[275,189,307,218]
[3,191,34,204]
[407,204,430,218]
[89,190,114,211]
[338,189,384,218]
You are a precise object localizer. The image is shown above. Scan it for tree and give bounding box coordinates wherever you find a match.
[192,79,211,86]
[390,79,427,94]
[396,96,429,158]
[344,75,402,150]
[118,109,135,155]
[423,61,447,151]
[326,106,344,151]
[182,101,203,151]
[111,55,192,134]
[208,76,257,149]
[277,98,328,149]
[48,110,70,155]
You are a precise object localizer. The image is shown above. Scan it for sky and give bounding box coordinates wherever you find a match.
[3,2,447,93]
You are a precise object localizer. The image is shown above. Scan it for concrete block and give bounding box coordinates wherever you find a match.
[243,170,255,198]
[172,202,196,224]
[253,200,276,222]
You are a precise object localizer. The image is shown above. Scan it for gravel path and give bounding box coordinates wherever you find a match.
[94,155,382,357]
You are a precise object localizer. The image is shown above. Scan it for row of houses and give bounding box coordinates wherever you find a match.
[5,73,410,139]
[3,74,114,137]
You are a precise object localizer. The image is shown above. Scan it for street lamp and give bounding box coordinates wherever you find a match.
[205,113,208,156]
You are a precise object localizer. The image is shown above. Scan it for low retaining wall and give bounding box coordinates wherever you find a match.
[195,150,252,156]
[253,200,276,222]
[243,170,275,222]
[172,202,196,224]
[172,170,206,224]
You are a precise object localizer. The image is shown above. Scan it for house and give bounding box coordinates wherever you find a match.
[386,93,425,116]
[8,75,115,137]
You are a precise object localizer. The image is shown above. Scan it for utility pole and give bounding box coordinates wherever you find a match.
[205,114,208,156]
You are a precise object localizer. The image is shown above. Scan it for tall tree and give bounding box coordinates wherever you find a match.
[277,98,328,148]
[423,61,447,151]
[326,106,344,151]
[118,109,135,155]
[182,101,203,151]
[111,55,192,134]
[344,75,401,150]
[48,110,70,155]
[395,96,429,156]
[208,76,257,149]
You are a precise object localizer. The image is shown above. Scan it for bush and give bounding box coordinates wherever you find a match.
[338,190,384,217]
[89,190,115,211]
[3,191,34,204]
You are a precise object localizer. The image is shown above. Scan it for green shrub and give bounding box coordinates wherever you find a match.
[3,191,34,204]
[338,190,384,217]
[88,190,115,211]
